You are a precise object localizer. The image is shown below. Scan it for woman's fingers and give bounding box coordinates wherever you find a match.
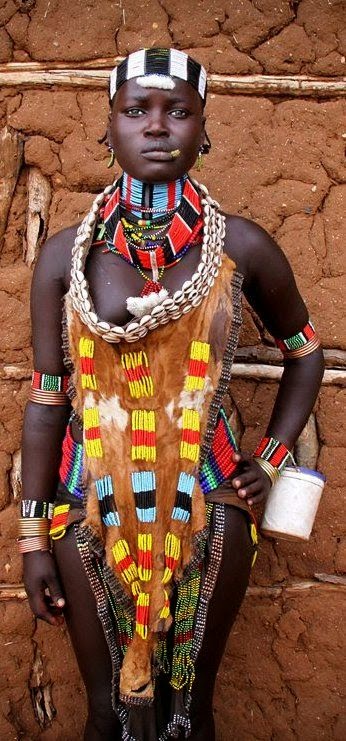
[232,470,259,489]
[231,450,252,465]
[229,451,272,503]
[28,588,64,626]
[46,574,65,609]
[23,551,65,626]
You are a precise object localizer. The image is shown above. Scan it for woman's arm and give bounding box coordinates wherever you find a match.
[225,217,324,505]
[21,229,74,624]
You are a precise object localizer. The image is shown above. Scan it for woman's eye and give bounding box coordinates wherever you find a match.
[171,109,189,118]
[125,108,145,116]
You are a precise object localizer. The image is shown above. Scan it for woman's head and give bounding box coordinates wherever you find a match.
[108,48,209,183]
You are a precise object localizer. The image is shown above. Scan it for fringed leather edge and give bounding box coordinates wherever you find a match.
[200,271,243,465]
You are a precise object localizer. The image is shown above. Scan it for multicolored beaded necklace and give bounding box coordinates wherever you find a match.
[97,174,203,316]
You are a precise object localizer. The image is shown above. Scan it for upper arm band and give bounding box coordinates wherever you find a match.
[29,371,70,405]
[274,321,320,359]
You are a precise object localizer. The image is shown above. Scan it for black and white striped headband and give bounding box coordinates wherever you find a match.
[110,48,207,105]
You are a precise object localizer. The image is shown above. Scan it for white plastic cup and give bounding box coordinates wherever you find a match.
[261,467,326,541]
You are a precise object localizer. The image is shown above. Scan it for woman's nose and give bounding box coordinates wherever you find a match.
[144,112,169,137]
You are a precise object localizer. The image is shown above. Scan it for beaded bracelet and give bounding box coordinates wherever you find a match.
[18,535,50,554]
[18,517,50,538]
[21,500,54,519]
[29,371,70,406]
[253,436,293,474]
[274,321,320,359]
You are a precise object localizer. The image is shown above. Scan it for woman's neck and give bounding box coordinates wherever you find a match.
[120,172,187,219]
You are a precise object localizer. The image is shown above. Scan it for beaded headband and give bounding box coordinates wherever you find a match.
[110,48,207,104]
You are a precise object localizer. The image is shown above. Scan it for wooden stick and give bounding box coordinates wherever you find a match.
[246,581,346,597]
[232,364,346,385]
[1,580,344,602]
[235,347,346,369]
[0,58,124,72]
[1,359,345,384]
[0,126,23,250]
[0,67,344,97]
[24,168,51,267]
[0,584,27,601]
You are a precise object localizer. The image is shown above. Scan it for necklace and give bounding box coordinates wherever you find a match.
[69,179,225,344]
[101,176,204,316]
[120,173,186,218]
[103,176,203,272]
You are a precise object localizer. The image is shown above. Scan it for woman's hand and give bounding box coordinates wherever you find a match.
[23,551,65,626]
[231,451,272,506]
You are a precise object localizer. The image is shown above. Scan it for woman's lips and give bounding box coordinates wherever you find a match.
[141,150,177,161]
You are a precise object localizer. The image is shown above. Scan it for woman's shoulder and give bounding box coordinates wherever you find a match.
[34,223,80,291]
[223,213,288,283]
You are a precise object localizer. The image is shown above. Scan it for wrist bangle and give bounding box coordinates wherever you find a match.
[18,517,50,537]
[20,500,54,519]
[18,535,50,554]
[254,458,280,487]
[253,436,292,473]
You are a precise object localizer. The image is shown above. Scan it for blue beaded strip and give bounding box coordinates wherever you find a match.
[171,472,195,523]
[95,475,120,527]
[131,471,157,523]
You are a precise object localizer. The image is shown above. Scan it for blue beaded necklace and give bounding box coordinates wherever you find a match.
[120,173,187,220]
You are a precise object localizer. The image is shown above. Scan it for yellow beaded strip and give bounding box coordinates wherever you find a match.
[160,590,170,620]
[131,409,156,462]
[180,408,200,463]
[79,337,97,390]
[136,592,150,640]
[184,340,210,391]
[49,504,70,540]
[83,407,103,458]
[121,350,154,399]
[137,533,153,582]
[250,522,258,567]
[112,538,139,586]
[162,532,181,584]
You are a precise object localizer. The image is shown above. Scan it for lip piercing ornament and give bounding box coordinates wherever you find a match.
[170,149,181,159]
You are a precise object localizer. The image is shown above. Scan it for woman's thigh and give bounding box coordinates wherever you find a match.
[190,506,254,716]
[53,528,122,738]
[53,507,253,739]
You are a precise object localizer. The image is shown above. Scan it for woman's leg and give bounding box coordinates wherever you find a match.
[53,527,122,741]
[189,506,254,741]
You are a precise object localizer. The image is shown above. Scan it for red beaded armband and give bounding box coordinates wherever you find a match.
[29,371,70,405]
[275,321,320,359]
[254,436,292,474]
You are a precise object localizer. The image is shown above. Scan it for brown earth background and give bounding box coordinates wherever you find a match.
[0,1,345,738]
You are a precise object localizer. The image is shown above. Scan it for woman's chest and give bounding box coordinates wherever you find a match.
[83,245,206,326]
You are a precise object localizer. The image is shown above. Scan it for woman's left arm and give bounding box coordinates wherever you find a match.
[226,217,325,505]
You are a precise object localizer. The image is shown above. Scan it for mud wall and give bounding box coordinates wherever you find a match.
[0,1,345,738]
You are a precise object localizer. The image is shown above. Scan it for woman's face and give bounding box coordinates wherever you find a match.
[109,78,205,182]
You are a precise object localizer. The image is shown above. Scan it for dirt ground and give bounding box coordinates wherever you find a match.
[0,1,345,738]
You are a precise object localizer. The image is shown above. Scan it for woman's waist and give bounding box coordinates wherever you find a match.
[59,412,249,513]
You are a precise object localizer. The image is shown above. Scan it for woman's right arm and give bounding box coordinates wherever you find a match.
[21,228,75,625]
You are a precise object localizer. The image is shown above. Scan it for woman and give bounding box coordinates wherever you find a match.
[20,49,324,740]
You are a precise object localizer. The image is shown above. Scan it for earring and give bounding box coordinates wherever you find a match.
[196,148,203,172]
[196,132,212,171]
[107,148,116,169]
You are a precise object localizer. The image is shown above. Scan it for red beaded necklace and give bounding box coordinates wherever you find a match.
[101,175,203,271]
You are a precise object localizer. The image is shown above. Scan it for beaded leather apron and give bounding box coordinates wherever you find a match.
[64,252,241,705]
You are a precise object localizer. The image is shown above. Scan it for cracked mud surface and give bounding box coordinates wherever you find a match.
[0,1,345,738]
